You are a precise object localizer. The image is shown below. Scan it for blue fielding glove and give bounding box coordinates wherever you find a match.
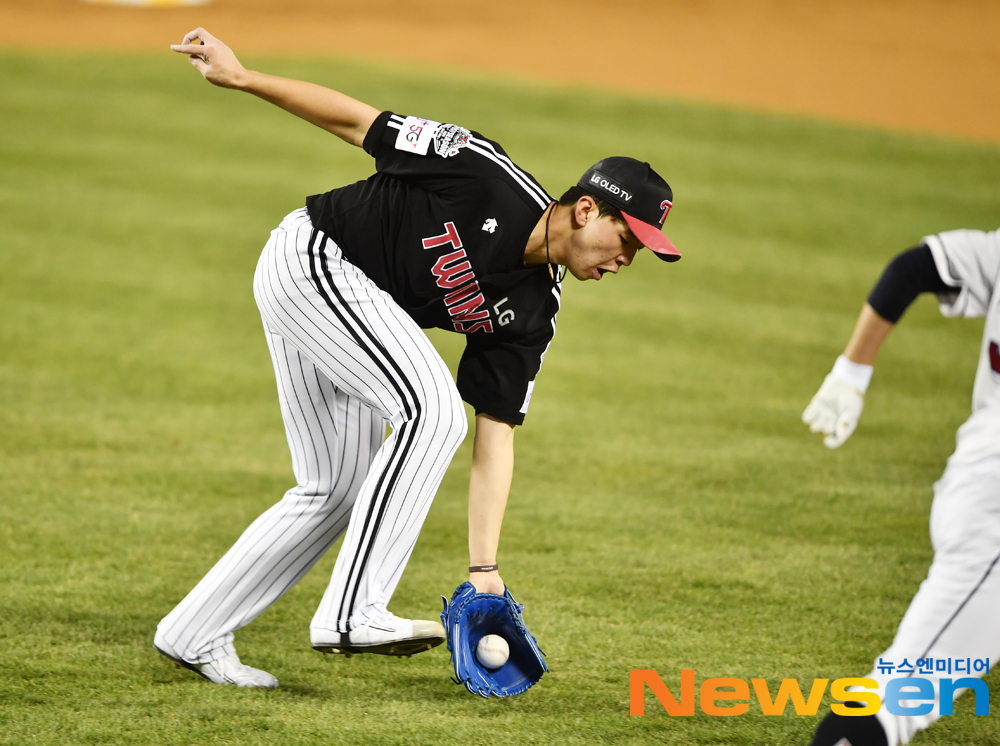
[440,582,548,698]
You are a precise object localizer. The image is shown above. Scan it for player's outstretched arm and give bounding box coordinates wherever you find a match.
[467,414,514,595]
[803,242,951,448]
[170,28,379,147]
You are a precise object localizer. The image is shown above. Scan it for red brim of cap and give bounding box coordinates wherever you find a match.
[622,212,681,262]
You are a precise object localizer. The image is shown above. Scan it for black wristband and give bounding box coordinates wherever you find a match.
[468,564,499,573]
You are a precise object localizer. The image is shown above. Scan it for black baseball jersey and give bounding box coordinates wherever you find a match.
[305,111,561,425]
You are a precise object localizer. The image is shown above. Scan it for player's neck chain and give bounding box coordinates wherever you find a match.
[544,202,566,282]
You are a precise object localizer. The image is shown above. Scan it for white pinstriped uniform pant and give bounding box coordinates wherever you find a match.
[156,208,468,663]
[865,456,1000,745]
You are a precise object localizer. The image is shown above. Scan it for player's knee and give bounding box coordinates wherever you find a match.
[415,383,467,453]
[402,370,467,451]
[436,386,468,450]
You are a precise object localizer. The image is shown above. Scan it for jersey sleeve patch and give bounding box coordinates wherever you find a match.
[434,123,471,158]
[394,116,441,156]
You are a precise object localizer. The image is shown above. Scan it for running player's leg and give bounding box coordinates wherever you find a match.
[813,458,1000,746]
[155,327,383,664]
[866,458,1000,745]
[255,209,468,634]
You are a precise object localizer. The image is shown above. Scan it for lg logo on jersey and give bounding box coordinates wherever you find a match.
[989,341,1000,375]
[493,297,515,326]
[423,222,494,334]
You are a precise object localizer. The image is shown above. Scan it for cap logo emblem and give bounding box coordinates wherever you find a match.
[589,172,632,202]
[659,199,672,225]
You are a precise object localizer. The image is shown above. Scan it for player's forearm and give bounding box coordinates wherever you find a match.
[238,71,380,147]
[805,303,893,449]
[171,29,379,147]
[843,303,895,365]
[468,414,514,587]
[846,245,952,364]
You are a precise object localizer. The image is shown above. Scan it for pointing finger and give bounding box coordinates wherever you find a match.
[171,44,208,55]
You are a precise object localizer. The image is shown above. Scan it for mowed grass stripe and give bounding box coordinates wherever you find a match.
[0,51,998,745]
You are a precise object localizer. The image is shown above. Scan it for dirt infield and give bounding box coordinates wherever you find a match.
[3,0,998,143]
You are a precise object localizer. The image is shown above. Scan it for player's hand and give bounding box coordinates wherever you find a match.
[802,374,865,449]
[170,28,249,89]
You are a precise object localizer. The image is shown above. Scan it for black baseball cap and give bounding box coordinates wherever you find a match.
[577,157,680,262]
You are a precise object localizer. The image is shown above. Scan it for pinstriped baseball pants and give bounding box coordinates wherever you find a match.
[865,457,1000,745]
[156,208,468,664]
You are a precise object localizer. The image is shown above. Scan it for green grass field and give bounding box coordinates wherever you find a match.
[1,51,999,745]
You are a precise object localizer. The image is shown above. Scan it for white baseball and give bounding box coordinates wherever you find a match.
[475,634,509,669]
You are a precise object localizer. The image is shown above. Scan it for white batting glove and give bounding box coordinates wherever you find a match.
[802,356,873,449]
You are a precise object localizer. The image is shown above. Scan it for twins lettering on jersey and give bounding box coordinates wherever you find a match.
[423,222,494,334]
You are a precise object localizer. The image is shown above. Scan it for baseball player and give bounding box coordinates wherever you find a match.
[803,229,1000,745]
[154,28,680,688]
